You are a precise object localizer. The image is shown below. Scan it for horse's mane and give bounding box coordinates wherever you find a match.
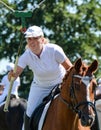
[61,66,74,88]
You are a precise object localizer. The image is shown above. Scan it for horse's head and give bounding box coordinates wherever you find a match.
[61,58,98,127]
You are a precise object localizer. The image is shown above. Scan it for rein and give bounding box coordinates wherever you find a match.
[59,95,96,116]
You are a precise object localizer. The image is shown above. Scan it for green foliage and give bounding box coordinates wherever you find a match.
[0,0,101,97]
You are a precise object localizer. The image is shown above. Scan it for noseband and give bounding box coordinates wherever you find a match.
[59,74,97,126]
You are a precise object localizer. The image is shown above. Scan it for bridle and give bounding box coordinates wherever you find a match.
[59,74,97,127]
[70,75,96,113]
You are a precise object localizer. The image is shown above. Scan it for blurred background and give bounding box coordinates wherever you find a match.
[0,0,101,98]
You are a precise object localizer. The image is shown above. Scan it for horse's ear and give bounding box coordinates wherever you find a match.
[88,60,98,73]
[74,58,82,72]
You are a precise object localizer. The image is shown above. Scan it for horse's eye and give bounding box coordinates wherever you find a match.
[74,83,80,91]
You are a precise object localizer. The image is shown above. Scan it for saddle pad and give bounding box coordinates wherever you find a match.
[38,100,51,130]
[30,94,59,130]
[38,94,59,130]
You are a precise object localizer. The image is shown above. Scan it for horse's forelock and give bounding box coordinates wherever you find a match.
[61,67,74,89]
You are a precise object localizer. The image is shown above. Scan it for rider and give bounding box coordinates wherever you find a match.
[0,63,20,104]
[9,25,73,130]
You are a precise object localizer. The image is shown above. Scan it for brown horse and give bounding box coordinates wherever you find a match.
[31,58,98,130]
[0,96,27,130]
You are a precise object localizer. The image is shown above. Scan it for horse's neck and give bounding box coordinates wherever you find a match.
[57,73,78,125]
[60,84,71,102]
[56,93,76,117]
[60,68,74,102]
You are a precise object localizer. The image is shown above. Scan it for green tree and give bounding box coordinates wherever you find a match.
[0,0,101,97]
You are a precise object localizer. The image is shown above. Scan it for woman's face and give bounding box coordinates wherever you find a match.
[26,36,44,53]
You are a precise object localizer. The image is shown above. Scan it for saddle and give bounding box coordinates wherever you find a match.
[30,84,61,130]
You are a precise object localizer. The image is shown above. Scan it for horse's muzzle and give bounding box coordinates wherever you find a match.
[75,101,96,127]
[80,113,95,127]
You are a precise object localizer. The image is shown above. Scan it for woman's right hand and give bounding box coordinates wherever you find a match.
[8,66,23,81]
[8,70,15,81]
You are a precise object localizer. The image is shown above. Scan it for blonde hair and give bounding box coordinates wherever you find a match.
[43,37,49,44]
[25,44,29,49]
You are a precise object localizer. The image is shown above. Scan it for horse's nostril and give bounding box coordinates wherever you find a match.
[81,114,95,127]
[81,115,87,126]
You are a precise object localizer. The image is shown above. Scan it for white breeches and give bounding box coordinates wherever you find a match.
[26,82,55,117]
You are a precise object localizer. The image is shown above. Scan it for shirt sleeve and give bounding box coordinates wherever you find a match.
[55,45,67,63]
